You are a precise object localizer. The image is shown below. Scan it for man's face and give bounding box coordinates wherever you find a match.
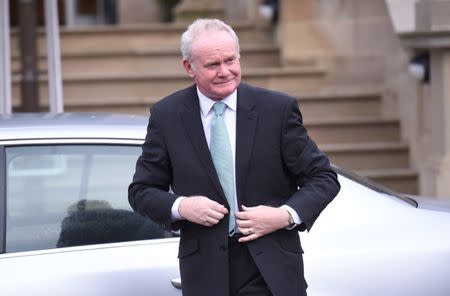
[183,31,241,100]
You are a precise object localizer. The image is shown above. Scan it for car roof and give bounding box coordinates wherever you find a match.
[0,113,148,141]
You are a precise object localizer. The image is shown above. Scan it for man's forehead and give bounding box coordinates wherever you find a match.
[204,50,237,59]
[193,30,236,47]
[194,48,238,64]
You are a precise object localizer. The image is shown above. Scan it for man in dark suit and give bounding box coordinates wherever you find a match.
[129,18,340,296]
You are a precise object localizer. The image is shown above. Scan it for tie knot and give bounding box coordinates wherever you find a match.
[213,102,227,116]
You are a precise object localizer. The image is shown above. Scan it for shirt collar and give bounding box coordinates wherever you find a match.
[197,87,237,116]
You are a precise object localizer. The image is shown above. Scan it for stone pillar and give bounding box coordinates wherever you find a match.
[117,0,163,24]
[416,0,450,31]
[278,0,331,66]
[225,0,261,23]
[400,0,450,199]
[423,50,450,198]
[174,0,225,23]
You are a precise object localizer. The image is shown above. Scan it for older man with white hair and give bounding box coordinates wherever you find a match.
[129,18,340,296]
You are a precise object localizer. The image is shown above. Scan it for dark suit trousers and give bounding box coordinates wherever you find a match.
[228,236,272,296]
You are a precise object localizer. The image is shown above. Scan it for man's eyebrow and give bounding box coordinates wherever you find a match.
[207,54,236,63]
[205,60,219,66]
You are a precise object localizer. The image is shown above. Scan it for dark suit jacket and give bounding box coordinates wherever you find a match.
[129,83,340,296]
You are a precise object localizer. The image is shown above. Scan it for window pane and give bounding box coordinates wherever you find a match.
[6,145,175,253]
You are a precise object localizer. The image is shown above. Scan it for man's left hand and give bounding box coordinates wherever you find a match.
[235,205,290,243]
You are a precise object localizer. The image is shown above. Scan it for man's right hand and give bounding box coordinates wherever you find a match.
[178,195,228,227]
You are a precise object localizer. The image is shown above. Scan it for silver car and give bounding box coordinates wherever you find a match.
[1,113,449,296]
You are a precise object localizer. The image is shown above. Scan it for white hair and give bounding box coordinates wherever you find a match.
[180,18,240,64]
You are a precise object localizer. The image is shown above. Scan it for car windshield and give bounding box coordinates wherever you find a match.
[5,144,176,253]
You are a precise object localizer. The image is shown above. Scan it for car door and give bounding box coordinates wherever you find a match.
[0,142,182,296]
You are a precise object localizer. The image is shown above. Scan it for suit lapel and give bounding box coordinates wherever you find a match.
[179,86,227,202]
[235,84,258,205]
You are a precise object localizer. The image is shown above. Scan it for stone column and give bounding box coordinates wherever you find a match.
[117,0,163,24]
[424,50,450,198]
[278,0,331,66]
[174,0,225,22]
[416,0,450,31]
[225,0,261,24]
[400,0,450,199]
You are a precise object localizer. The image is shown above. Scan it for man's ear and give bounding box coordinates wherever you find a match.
[183,59,195,78]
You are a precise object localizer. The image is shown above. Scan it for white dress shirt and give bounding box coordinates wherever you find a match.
[171,87,301,227]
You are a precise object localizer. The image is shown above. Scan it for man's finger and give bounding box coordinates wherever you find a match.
[206,216,219,225]
[209,209,225,220]
[241,205,258,211]
[237,226,254,235]
[235,211,251,220]
[238,234,258,243]
[210,202,229,214]
[236,219,252,228]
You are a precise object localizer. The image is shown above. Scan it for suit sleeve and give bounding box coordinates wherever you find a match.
[281,98,340,231]
[128,105,179,226]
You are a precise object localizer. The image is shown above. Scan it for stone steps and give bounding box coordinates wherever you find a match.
[11,44,281,75]
[322,142,410,170]
[297,89,383,119]
[10,22,275,54]
[296,89,417,194]
[11,66,326,103]
[305,117,400,144]
[356,168,418,195]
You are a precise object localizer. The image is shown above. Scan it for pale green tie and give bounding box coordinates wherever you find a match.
[210,102,236,235]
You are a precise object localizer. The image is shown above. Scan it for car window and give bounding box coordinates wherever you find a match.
[5,144,176,253]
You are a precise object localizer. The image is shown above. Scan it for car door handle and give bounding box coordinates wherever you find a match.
[171,277,182,289]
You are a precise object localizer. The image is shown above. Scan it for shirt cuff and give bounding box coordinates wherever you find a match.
[171,196,187,221]
[280,205,302,230]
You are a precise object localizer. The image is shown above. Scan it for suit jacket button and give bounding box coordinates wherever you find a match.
[220,244,228,251]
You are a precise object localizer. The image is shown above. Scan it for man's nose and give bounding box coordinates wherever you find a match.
[217,63,231,77]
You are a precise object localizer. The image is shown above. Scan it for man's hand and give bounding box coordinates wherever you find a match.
[178,195,229,227]
[236,205,290,242]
